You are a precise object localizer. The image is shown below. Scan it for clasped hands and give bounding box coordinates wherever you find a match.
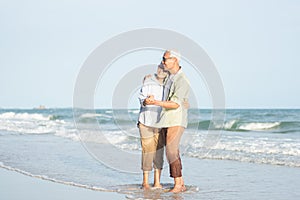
[143,95,190,109]
[143,95,156,106]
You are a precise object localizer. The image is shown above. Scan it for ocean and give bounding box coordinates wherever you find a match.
[0,108,299,199]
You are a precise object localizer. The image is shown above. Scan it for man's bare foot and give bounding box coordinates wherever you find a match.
[141,183,150,189]
[181,184,187,192]
[169,185,186,193]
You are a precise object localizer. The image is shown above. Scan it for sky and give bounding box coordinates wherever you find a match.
[0,0,299,109]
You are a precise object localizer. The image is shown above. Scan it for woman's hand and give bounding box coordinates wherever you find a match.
[143,95,155,105]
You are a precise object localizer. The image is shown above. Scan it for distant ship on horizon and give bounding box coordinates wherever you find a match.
[34,105,46,110]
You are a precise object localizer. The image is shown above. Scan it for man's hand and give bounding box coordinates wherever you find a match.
[183,99,190,109]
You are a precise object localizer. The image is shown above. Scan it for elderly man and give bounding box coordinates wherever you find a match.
[144,50,190,193]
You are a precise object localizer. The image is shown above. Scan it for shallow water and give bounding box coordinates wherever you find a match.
[1,108,300,199]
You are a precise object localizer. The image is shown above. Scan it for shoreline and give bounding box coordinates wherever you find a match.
[1,157,300,200]
[0,167,124,200]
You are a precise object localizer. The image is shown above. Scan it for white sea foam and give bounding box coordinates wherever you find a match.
[224,120,237,129]
[238,122,280,131]
[0,112,49,121]
[105,133,128,145]
[187,134,300,167]
[128,110,139,114]
[212,139,300,156]
[80,113,108,118]
[76,129,131,145]
[0,112,78,141]
[55,130,80,141]
[116,143,141,151]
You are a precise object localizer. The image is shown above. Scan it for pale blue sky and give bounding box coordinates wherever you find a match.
[0,0,299,109]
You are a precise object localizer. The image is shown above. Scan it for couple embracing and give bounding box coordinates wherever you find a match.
[137,50,190,193]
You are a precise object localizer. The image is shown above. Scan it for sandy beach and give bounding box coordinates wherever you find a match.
[1,157,300,200]
[0,167,124,200]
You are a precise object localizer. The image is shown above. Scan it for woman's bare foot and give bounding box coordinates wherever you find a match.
[153,169,162,189]
[141,183,150,189]
[153,183,163,188]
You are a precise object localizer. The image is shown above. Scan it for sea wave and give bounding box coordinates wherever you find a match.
[183,130,300,167]
[188,119,300,133]
[80,113,112,119]
[0,112,74,136]
[1,110,300,137]
[75,129,300,168]
[237,122,280,131]
[0,112,50,121]
[187,151,300,167]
